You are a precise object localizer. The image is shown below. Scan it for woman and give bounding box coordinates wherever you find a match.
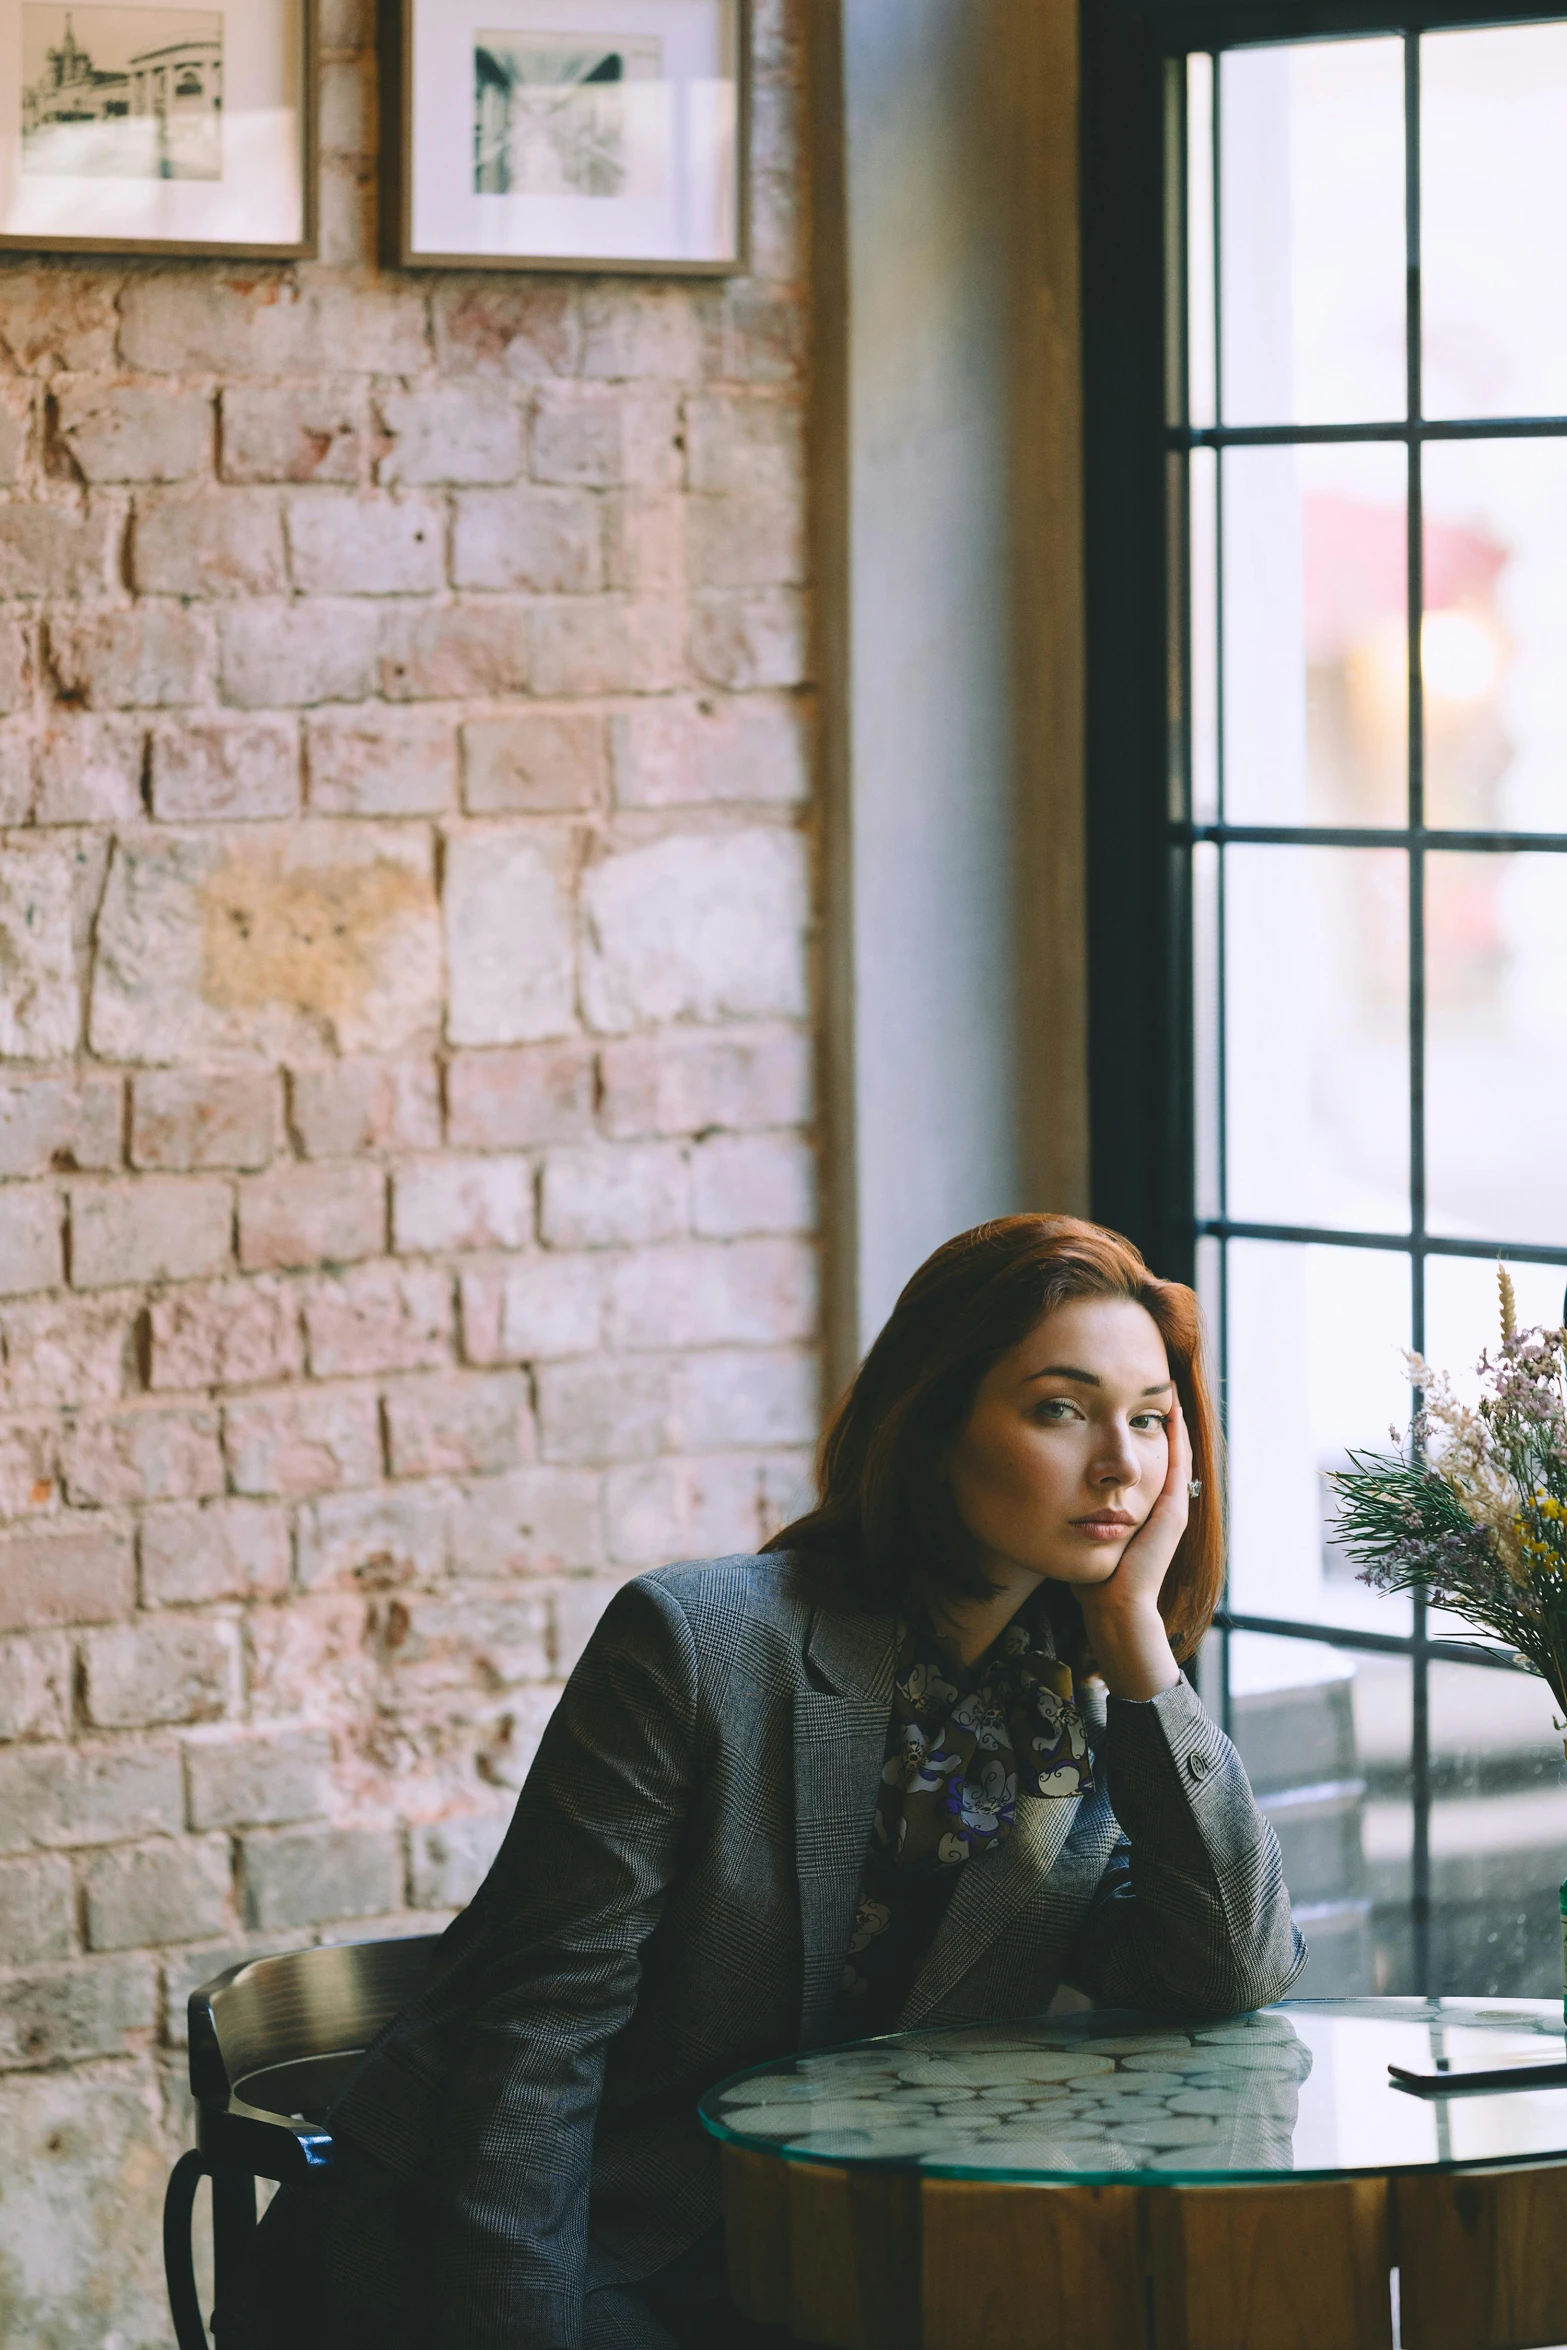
[266,1215,1303,2350]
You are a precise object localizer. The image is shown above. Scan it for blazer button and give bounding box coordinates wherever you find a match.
[1187,1749,1212,1780]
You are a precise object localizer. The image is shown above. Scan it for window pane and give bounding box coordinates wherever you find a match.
[1423,1253,1567,1389]
[1226,845,1408,1231]
[1188,52,1216,430]
[1191,445,1218,823]
[1223,443,1407,827]
[1428,1661,1567,1996]
[1194,841,1221,1220]
[1219,38,1405,426]
[1225,1239,1413,1634]
[1423,438,1567,832]
[1425,851,1567,1247]
[1228,1630,1393,1995]
[1422,22,1567,420]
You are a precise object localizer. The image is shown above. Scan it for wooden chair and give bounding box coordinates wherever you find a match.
[163,1935,439,2350]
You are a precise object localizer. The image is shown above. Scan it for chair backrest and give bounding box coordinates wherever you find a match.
[189,1936,440,2119]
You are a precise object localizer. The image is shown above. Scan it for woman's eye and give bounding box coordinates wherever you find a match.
[1131,1412,1170,1433]
[1034,1399,1079,1422]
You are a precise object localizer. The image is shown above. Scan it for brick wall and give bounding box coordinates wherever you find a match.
[0,4,816,2335]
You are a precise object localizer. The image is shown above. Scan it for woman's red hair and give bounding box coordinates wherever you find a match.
[767,1213,1224,1663]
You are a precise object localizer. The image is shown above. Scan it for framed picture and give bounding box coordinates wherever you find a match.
[0,0,315,257]
[380,0,747,275]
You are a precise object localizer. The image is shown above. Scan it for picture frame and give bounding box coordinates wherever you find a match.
[0,0,317,259]
[379,0,748,276]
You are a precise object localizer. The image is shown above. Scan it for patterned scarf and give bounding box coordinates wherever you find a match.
[838,1595,1094,2027]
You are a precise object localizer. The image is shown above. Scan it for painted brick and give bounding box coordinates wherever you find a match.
[242,1825,403,1931]
[529,384,684,488]
[535,1356,679,1466]
[218,602,381,708]
[0,390,28,483]
[0,1855,74,1964]
[379,385,521,486]
[579,283,707,381]
[302,1262,454,1378]
[238,1161,386,1272]
[685,394,806,498]
[131,491,288,598]
[0,1293,135,1411]
[0,505,113,600]
[446,1044,595,1151]
[53,385,210,482]
[0,729,28,824]
[0,1521,134,1633]
[31,717,145,825]
[286,495,444,597]
[605,1238,817,1351]
[147,1277,303,1393]
[0,1422,58,1519]
[393,1157,532,1255]
[610,693,810,808]
[377,602,531,701]
[82,1835,231,1950]
[0,840,79,1058]
[688,492,807,591]
[444,830,575,1047]
[448,1468,604,1577]
[387,1590,548,1697]
[604,490,684,597]
[719,287,809,386]
[408,1813,507,1908]
[46,606,209,710]
[320,54,373,154]
[581,829,810,1032]
[459,1254,602,1365]
[0,1075,122,1181]
[690,1132,816,1237]
[0,1187,63,1296]
[61,1406,225,1509]
[89,827,443,1065]
[539,1145,687,1250]
[289,1058,441,1159]
[0,624,27,718]
[598,1025,812,1140]
[81,1617,236,1729]
[120,276,427,379]
[547,1578,622,1675]
[384,1371,532,1478]
[689,588,809,691]
[139,1499,291,1608]
[220,386,365,484]
[69,1177,233,1290]
[450,489,602,594]
[461,711,606,814]
[681,1347,819,1450]
[0,1954,156,2072]
[529,598,682,698]
[0,1634,72,1743]
[296,1483,449,1592]
[432,281,579,379]
[306,710,457,816]
[474,1687,560,1792]
[223,1386,381,1499]
[130,1069,280,1173]
[604,1449,811,1570]
[148,716,300,820]
[0,1742,182,1855]
[184,1727,334,1831]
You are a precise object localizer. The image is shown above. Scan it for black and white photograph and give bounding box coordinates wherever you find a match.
[21,5,223,181]
[0,0,313,254]
[473,29,664,201]
[385,0,745,273]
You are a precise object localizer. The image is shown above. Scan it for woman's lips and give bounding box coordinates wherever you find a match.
[1071,1513,1136,1541]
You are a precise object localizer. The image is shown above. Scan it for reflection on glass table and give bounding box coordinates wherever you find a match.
[702,2001,1567,2183]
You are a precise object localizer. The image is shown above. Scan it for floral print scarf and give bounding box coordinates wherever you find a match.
[837,1595,1094,2030]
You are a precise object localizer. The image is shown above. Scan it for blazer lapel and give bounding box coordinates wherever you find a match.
[793,1603,897,2047]
[897,1793,1082,2027]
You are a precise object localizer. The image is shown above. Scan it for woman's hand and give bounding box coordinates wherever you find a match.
[1076,1395,1189,1701]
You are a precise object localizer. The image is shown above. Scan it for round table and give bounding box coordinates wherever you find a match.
[699,1998,1567,2350]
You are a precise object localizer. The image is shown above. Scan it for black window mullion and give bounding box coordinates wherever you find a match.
[1211,52,1234,1739]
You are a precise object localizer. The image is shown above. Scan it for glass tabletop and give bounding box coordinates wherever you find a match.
[699,1999,1567,2185]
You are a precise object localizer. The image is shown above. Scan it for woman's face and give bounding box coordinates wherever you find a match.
[945,1295,1175,1588]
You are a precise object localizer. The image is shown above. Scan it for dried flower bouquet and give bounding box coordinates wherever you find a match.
[1329,1268,1567,1749]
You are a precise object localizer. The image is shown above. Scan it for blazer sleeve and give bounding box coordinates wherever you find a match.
[1061,1675,1307,2016]
[372,1575,702,2350]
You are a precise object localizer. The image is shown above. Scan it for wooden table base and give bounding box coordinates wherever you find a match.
[722,2146,1567,2350]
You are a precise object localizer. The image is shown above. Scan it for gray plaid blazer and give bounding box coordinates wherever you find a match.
[327,1551,1304,2349]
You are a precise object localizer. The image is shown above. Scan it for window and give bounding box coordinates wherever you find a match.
[1084,0,1567,1997]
